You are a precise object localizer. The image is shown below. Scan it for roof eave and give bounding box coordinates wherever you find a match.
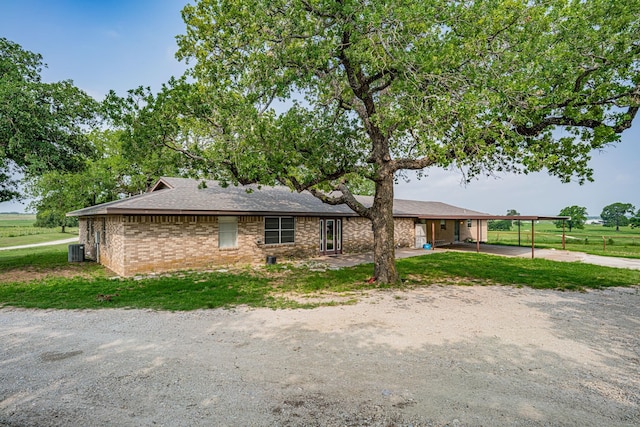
[68,208,360,218]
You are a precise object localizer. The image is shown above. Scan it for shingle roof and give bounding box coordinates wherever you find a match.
[67,177,493,219]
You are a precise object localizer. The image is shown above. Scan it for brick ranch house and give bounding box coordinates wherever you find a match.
[67,177,491,276]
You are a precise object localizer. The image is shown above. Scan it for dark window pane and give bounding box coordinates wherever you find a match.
[281,230,295,243]
[281,217,294,230]
[265,230,280,244]
[265,217,280,230]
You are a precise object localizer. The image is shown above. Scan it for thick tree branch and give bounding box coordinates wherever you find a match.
[391,156,437,172]
[516,103,639,137]
[307,183,372,219]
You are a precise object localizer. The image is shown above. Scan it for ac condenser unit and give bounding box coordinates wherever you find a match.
[68,244,85,262]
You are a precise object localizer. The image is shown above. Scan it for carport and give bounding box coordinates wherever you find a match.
[417,215,570,259]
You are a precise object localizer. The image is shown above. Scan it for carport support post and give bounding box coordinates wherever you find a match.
[518,221,521,247]
[476,219,480,253]
[432,221,436,250]
[562,220,566,250]
[531,220,535,259]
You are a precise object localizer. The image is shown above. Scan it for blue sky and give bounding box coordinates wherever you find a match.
[1,0,639,216]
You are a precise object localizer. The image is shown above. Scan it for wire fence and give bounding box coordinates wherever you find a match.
[488,230,640,257]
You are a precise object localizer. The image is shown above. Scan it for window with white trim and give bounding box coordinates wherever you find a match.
[467,219,472,228]
[218,216,238,248]
[440,219,447,230]
[265,217,295,244]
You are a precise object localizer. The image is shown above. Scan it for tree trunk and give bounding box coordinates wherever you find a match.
[61,225,66,233]
[370,173,399,284]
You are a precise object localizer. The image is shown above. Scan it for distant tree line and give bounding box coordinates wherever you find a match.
[489,203,640,232]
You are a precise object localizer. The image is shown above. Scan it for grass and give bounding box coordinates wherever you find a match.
[488,222,640,259]
[0,213,78,247]
[0,271,278,311]
[0,245,638,311]
[0,244,86,269]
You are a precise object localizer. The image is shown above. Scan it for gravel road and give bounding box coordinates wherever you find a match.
[1,285,639,426]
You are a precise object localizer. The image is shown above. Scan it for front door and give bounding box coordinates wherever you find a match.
[320,218,342,255]
[454,221,460,242]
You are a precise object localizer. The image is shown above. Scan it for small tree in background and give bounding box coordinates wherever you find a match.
[629,209,640,229]
[600,203,635,231]
[506,209,521,227]
[488,219,512,231]
[34,210,78,232]
[554,206,588,232]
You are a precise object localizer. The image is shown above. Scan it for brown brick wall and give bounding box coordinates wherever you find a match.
[394,218,414,248]
[78,216,126,274]
[78,215,325,276]
[342,217,414,252]
[342,217,373,252]
[76,214,427,276]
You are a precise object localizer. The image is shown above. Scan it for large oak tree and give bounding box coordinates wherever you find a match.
[601,202,635,231]
[0,38,98,202]
[175,0,640,283]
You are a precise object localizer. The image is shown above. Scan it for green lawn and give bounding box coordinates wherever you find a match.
[0,244,86,269]
[488,222,640,258]
[0,213,78,247]
[1,245,638,311]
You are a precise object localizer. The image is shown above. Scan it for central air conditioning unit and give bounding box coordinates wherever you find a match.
[68,244,85,262]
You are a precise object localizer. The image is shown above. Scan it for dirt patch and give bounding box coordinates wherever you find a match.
[0,264,102,284]
[1,285,639,426]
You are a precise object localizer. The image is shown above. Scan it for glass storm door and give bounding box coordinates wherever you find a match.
[319,218,342,255]
[415,223,427,248]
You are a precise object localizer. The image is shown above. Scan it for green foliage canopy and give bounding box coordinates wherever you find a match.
[174,0,640,282]
[488,219,512,231]
[0,38,98,202]
[630,209,640,229]
[601,202,636,231]
[26,127,189,231]
[554,205,588,232]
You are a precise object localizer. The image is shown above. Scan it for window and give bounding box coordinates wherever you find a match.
[218,216,238,248]
[440,219,447,230]
[265,217,295,244]
[467,219,472,228]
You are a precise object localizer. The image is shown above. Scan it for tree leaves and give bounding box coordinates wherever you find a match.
[601,202,636,231]
[176,0,640,190]
[0,38,99,202]
[173,0,640,283]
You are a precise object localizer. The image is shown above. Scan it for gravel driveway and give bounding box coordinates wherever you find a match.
[1,285,639,426]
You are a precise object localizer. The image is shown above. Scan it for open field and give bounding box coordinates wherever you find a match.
[0,214,78,248]
[488,222,640,258]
